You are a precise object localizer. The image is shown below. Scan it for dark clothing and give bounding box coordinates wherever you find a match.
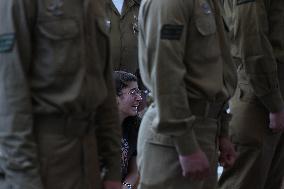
[121,116,140,180]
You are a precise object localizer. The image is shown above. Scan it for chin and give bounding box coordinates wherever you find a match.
[129,110,138,116]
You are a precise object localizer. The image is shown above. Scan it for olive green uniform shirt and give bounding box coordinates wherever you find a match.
[138,0,237,155]
[109,0,140,73]
[0,0,121,187]
[223,0,284,112]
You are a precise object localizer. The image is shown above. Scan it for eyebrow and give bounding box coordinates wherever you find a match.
[129,87,138,91]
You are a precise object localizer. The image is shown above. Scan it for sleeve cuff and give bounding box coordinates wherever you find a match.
[173,129,199,155]
[259,90,284,113]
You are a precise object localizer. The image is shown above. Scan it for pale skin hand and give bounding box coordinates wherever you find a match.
[178,149,210,180]
[269,110,284,132]
[219,136,237,169]
[103,180,121,189]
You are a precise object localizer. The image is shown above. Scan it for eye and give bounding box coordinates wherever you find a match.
[128,89,142,96]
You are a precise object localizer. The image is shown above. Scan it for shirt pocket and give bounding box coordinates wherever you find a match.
[195,15,216,36]
[36,19,80,76]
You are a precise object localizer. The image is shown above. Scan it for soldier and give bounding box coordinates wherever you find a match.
[137,0,238,189]
[219,0,284,189]
[0,0,121,189]
[108,0,149,116]
[108,0,140,74]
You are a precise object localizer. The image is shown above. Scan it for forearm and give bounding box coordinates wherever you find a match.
[0,114,42,188]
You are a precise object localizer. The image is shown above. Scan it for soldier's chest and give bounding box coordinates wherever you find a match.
[37,0,83,19]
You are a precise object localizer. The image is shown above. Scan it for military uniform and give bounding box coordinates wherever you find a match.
[0,0,121,189]
[108,0,140,74]
[137,0,237,189]
[219,0,284,189]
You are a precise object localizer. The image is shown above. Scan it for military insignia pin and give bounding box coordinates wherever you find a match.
[201,2,212,14]
[47,0,64,16]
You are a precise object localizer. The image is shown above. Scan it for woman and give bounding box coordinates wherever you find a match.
[114,71,142,189]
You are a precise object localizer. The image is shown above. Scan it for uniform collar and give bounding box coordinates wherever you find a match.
[110,0,121,15]
[120,0,138,17]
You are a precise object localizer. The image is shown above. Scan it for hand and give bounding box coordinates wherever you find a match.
[219,137,237,169]
[269,110,284,132]
[103,180,121,189]
[178,149,210,180]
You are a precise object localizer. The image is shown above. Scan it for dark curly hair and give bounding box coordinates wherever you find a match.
[113,71,137,96]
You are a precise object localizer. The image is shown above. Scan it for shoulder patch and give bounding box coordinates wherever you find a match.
[161,25,184,40]
[237,0,256,5]
[0,33,15,53]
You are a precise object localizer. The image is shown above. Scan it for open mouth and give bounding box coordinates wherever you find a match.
[132,105,139,112]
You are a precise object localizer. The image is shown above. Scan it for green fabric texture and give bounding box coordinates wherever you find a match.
[138,0,237,156]
[0,0,121,188]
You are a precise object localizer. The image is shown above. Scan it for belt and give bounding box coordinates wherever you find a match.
[34,113,96,137]
[188,99,225,119]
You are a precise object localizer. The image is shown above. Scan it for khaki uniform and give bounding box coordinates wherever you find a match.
[219,0,284,189]
[0,0,121,189]
[108,0,140,74]
[137,0,237,189]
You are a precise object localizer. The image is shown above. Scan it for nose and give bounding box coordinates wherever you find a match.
[136,93,143,101]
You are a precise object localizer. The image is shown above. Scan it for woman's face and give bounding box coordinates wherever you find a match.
[117,81,142,119]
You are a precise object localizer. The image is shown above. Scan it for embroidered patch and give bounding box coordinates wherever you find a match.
[0,33,15,53]
[161,25,184,40]
[237,0,256,5]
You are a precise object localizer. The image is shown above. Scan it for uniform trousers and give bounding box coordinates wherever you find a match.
[35,115,102,189]
[218,84,284,189]
[137,105,219,189]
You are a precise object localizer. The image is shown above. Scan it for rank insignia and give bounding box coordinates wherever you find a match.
[161,24,184,40]
[47,0,64,16]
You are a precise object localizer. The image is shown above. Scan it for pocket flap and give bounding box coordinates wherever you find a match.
[38,19,79,40]
[195,16,216,36]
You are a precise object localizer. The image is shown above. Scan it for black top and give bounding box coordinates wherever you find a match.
[121,116,140,181]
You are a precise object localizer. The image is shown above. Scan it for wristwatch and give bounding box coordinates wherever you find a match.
[123,182,132,189]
